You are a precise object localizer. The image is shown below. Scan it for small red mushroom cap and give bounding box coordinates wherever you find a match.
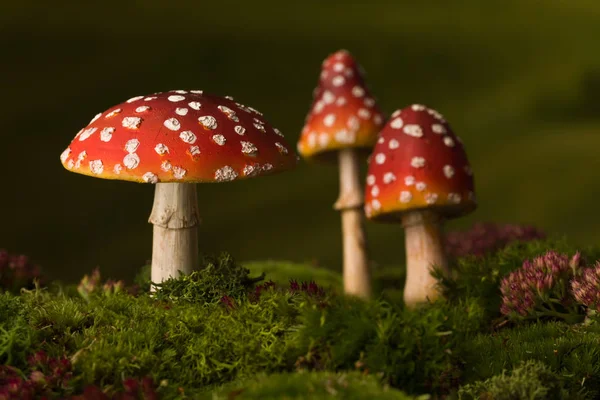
[60,91,297,183]
[297,50,385,161]
[364,104,476,221]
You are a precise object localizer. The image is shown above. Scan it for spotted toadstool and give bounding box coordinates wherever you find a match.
[364,104,476,306]
[60,90,297,288]
[297,50,385,298]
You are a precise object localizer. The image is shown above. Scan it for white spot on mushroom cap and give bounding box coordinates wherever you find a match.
[135,106,150,113]
[248,106,263,116]
[390,117,404,130]
[100,127,114,142]
[122,117,142,130]
[374,114,384,125]
[366,175,375,186]
[243,164,258,177]
[415,182,427,191]
[371,199,381,210]
[443,165,455,178]
[123,153,140,169]
[412,104,426,111]
[364,98,375,107]
[174,90,188,94]
[405,176,415,186]
[307,132,317,148]
[179,130,197,144]
[198,116,218,130]
[60,148,71,163]
[105,109,122,118]
[318,133,330,148]
[427,108,445,121]
[448,193,461,203]
[391,109,401,118]
[144,96,157,101]
[125,139,140,153]
[333,62,345,72]
[172,166,187,179]
[377,137,385,144]
[357,108,371,119]
[336,97,347,106]
[168,95,185,102]
[143,172,158,183]
[90,113,102,124]
[425,193,438,204]
[322,91,335,104]
[371,185,380,197]
[313,100,325,114]
[254,123,266,132]
[241,141,258,155]
[432,124,446,134]
[403,124,423,137]
[215,166,238,182]
[175,108,188,116]
[347,116,360,132]
[161,160,172,172]
[189,101,202,110]
[75,151,86,169]
[332,75,346,87]
[389,139,399,149]
[273,128,284,137]
[91,156,110,174]
[399,191,412,203]
[114,164,122,174]
[212,134,226,146]
[235,126,246,136]
[218,105,239,122]
[126,96,144,103]
[335,129,355,144]
[323,114,336,127]
[443,136,455,147]
[78,127,97,141]
[375,153,386,165]
[190,90,203,94]
[189,146,201,157]
[411,157,426,168]
[262,163,273,171]
[225,95,234,100]
[275,142,288,154]
[352,86,365,98]
[155,143,169,155]
[383,172,396,184]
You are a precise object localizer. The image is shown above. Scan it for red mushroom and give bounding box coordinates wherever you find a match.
[61,90,297,289]
[364,104,476,306]
[297,50,385,298]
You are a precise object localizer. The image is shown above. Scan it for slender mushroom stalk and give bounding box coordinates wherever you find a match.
[364,104,476,307]
[60,90,298,290]
[401,210,449,304]
[334,148,370,297]
[148,182,200,284]
[297,50,385,299]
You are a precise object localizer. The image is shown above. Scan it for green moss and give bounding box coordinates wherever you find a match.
[210,371,429,400]
[4,240,600,398]
[243,260,343,291]
[458,360,585,400]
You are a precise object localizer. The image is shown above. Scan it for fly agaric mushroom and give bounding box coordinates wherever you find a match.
[60,90,297,289]
[364,104,476,306]
[297,50,385,298]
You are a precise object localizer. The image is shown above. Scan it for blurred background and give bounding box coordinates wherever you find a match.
[2,0,600,283]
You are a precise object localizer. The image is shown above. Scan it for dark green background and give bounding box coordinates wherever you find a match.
[2,1,600,282]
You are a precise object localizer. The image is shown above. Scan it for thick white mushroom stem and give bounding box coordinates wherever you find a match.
[334,148,371,299]
[148,182,200,290]
[401,210,449,306]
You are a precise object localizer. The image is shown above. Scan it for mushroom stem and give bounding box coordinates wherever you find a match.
[148,182,200,290]
[401,210,449,306]
[334,148,371,298]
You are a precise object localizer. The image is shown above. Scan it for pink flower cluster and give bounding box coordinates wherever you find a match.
[445,223,546,259]
[500,251,582,320]
[571,262,600,312]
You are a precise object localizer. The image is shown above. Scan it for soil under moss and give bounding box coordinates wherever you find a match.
[1,238,600,399]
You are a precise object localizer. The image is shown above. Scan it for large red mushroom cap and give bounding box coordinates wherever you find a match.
[60,91,297,183]
[364,104,476,221]
[297,50,385,161]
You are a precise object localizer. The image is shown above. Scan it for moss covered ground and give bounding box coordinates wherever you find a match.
[2,230,600,399]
